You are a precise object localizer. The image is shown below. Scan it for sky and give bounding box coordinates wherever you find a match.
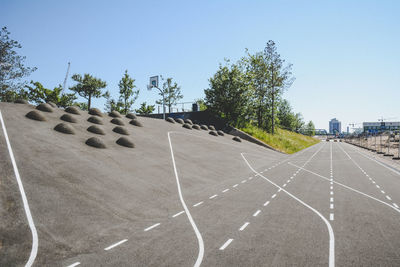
[2,0,399,131]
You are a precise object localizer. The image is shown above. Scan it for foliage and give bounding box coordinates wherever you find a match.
[118,70,139,114]
[0,26,36,101]
[69,73,107,109]
[195,98,207,111]
[74,102,88,111]
[240,124,319,154]
[156,77,183,113]
[204,61,251,127]
[25,81,77,107]
[103,90,123,113]
[303,120,316,136]
[135,102,155,115]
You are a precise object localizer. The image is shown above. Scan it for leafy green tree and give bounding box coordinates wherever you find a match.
[118,70,139,114]
[74,102,88,111]
[103,90,123,113]
[25,81,77,107]
[0,26,36,101]
[69,73,107,109]
[195,98,207,111]
[293,113,305,133]
[304,120,316,136]
[277,99,296,130]
[204,61,251,127]
[156,77,183,113]
[135,102,155,115]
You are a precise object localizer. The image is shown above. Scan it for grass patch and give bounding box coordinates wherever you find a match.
[240,124,320,154]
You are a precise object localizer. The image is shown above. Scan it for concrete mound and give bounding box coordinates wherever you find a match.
[87,116,103,125]
[126,113,137,119]
[47,101,57,108]
[60,114,77,123]
[85,137,106,148]
[183,123,192,130]
[54,123,75,134]
[209,125,216,130]
[116,137,135,148]
[87,125,106,135]
[113,126,129,135]
[200,125,208,130]
[110,118,125,126]
[36,103,53,112]
[175,118,184,124]
[217,130,225,136]
[192,124,201,130]
[65,106,81,115]
[14,99,28,104]
[166,117,175,123]
[209,130,218,136]
[109,110,122,118]
[130,119,143,127]
[233,136,242,142]
[26,110,46,121]
[88,108,103,117]
[184,119,193,125]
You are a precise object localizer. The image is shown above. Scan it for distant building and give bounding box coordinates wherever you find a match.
[363,121,400,134]
[329,118,341,134]
[347,126,349,134]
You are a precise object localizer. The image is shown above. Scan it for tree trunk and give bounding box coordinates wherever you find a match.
[88,95,91,110]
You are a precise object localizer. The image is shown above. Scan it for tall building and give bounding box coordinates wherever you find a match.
[329,118,341,134]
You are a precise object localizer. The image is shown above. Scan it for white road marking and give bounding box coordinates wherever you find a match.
[193,201,204,207]
[66,262,81,267]
[239,222,250,231]
[253,210,261,217]
[0,111,38,267]
[330,186,333,190]
[209,194,218,199]
[241,180,247,183]
[381,190,385,194]
[144,223,160,232]
[172,211,185,218]
[330,204,334,209]
[386,196,392,201]
[104,239,128,250]
[376,185,380,189]
[271,194,277,199]
[394,203,399,209]
[330,213,334,221]
[372,181,376,184]
[287,180,290,183]
[330,191,334,195]
[167,132,204,267]
[222,189,229,193]
[283,184,287,187]
[249,177,253,180]
[233,184,238,188]
[219,239,234,250]
[278,188,282,192]
[264,201,270,206]
[330,198,334,202]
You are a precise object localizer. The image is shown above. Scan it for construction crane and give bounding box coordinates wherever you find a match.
[62,62,71,92]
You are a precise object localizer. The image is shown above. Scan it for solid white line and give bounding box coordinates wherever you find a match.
[66,262,81,267]
[233,184,238,188]
[0,111,38,267]
[253,210,261,217]
[172,211,185,218]
[104,239,128,250]
[209,194,218,199]
[193,201,204,207]
[264,201,270,206]
[386,196,392,201]
[239,222,250,231]
[222,189,229,193]
[271,194,277,199]
[330,213,334,221]
[219,239,234,250]
[167,132,204,267]
[144,223,160,232]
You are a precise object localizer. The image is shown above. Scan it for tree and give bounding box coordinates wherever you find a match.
[195,98,207,111]
[69,73,107,109]
[74,102,88,111]
[118,70,139,114]
[25,81,77,107]
[204,61,251,127]
[0,26,36,101]
[135,102,155,115]
[156,77,183,113]
[277,99,295,130]
[304,120,316,136]
[103,90,123,113]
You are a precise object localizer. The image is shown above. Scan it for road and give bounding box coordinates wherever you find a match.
[1,102,400,266]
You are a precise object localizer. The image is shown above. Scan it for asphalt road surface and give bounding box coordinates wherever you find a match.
[1,102,400,266]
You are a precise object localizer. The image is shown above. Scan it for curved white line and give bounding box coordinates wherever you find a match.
[0,110,38,267]
[241,148,335,267]
[168,132,204,267]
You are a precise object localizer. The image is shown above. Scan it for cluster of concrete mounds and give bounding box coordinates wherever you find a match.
[175,118,184,124]
[166,117,175,123]
[192,124,200,130]
[200,125,208,130]
[209,130,218,136]
[182,123,192,130]
[24,103,140,149]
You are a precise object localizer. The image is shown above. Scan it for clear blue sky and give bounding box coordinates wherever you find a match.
[2,0,399,131]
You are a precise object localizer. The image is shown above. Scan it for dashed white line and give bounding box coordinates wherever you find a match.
[209,194,218,199]
[104,239,128,250]
[278,188,282,192]
[249,177,253,180]
[394,203,399,209]
[376,185,380,189]
[330,197,334,202]
[241,180,247,183]
[66,262,81,267]
[239,222,250,231]
[193,201,204,207]
[271,194,277,199]
[233,184,238,188]
[222,189,229,193]
[172,211,185,218]
[330,204,334,209]
[330,191,334,195]
[253,210,261,217]
[381,190,385,194]
[386,196,392,201]
[219,239,234,250]
[263,201,270,206]
[330,213,334,221]
[287,179,290,183]
[283,183,287,187]
[144,223,160,232]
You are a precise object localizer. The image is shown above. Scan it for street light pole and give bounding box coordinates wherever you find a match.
[148,76,165,120]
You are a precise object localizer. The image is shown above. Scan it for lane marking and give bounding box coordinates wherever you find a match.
[222,189,229,193]
[394,203,399,209]
[209,194,218,199]
[193,201,204,207]
[330,192,334,195]
[271,194,277,199]
[381,190,385,194]
[219,239,234,250]
[283,183,287,187]
[278,188,282,192]
[253,210,261,217]
[167,132,204,267]
[386,196,392,201]
[104,239,128,250]
[330,204,334,209]
[330,213,334,221]
[144,223,160,232]
[172,211,185,218]
[239,222,250,231]
[241,180,247,183]
[249,177,253,180]
[263,201,270,206]
[233,184,238,188]
[330,197,334,202]
[66,262,80,267]
[0,111,38,267]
